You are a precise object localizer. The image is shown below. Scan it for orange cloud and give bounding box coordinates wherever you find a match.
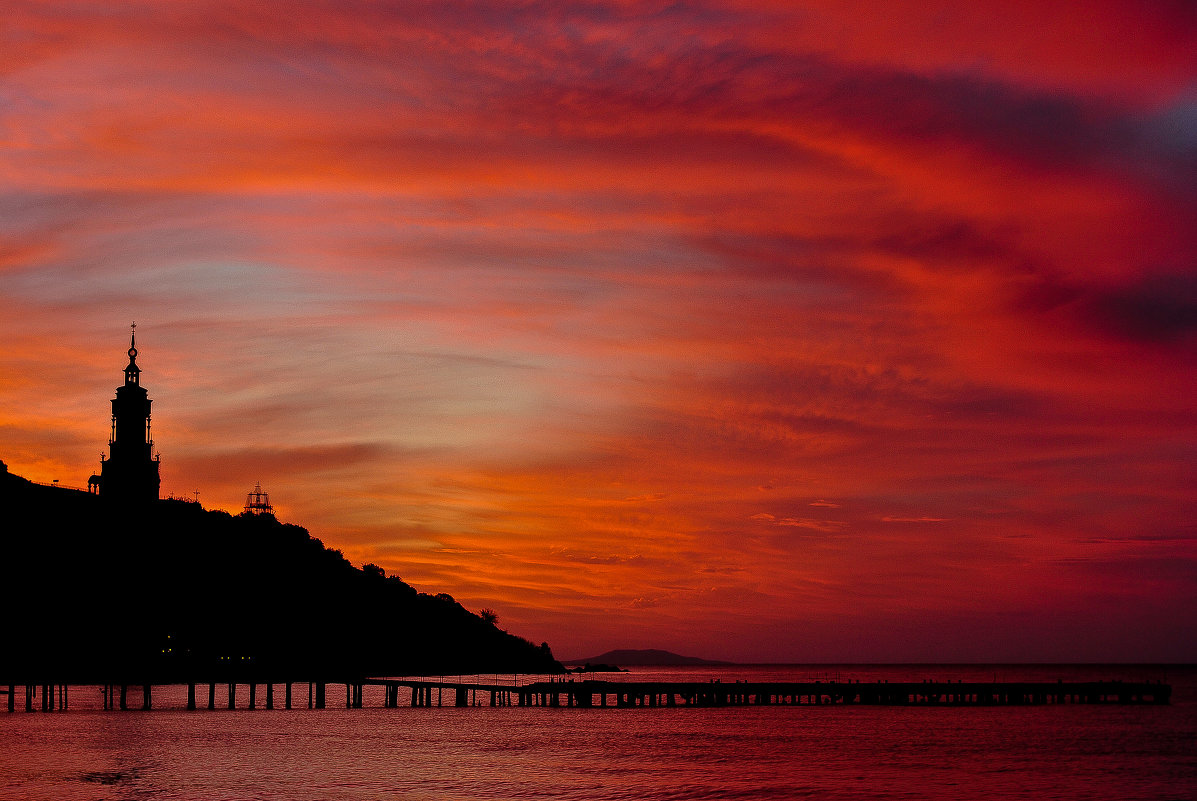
[0,0,1192,661]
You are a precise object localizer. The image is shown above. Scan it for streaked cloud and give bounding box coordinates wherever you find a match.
[0,0,1193,661]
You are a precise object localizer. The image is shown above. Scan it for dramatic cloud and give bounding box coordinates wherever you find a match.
[1,1,1193,661]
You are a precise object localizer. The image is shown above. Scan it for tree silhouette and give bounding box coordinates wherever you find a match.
[0,467,563,680]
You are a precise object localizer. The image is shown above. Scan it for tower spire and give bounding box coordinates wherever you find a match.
[124,321,141,386]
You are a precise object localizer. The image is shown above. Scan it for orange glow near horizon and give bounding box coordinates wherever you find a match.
[1,1,1193,662]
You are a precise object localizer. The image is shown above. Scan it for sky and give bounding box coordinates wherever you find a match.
[2,1,1194,663]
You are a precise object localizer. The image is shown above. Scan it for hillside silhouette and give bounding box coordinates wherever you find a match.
[0,464,561,682]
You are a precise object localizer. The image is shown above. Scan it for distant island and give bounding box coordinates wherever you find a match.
[0,462,562,681]
[564,649,733,667]
[567,663,626,673]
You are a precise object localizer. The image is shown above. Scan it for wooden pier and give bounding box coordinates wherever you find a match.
[1,683,71,713]
[3,677,1169,712]
[378,678,1172,708]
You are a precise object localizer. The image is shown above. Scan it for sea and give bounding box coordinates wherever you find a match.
[1,664,1194,800]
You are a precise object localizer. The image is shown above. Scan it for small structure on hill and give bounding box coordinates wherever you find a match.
[244,482,274,515]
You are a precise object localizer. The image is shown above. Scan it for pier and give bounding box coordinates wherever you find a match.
[378,678,1171,708]
[1,677,1171,712]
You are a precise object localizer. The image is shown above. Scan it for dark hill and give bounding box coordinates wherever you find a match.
[565,649,733,666]
[0,465,561,682]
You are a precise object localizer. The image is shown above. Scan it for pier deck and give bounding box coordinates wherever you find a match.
[373,678,1171,708]
[2,677,1171,712]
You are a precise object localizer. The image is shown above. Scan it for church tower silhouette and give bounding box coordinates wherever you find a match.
[98,323,161,501]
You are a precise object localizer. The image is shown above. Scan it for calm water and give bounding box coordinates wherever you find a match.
[2,665,1194,800]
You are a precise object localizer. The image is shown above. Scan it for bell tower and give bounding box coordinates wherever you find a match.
[99,323,161,501]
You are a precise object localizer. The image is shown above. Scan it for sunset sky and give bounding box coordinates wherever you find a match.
[2,1,1193,662]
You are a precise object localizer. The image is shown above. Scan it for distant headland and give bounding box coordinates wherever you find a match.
[564,649,734,667]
